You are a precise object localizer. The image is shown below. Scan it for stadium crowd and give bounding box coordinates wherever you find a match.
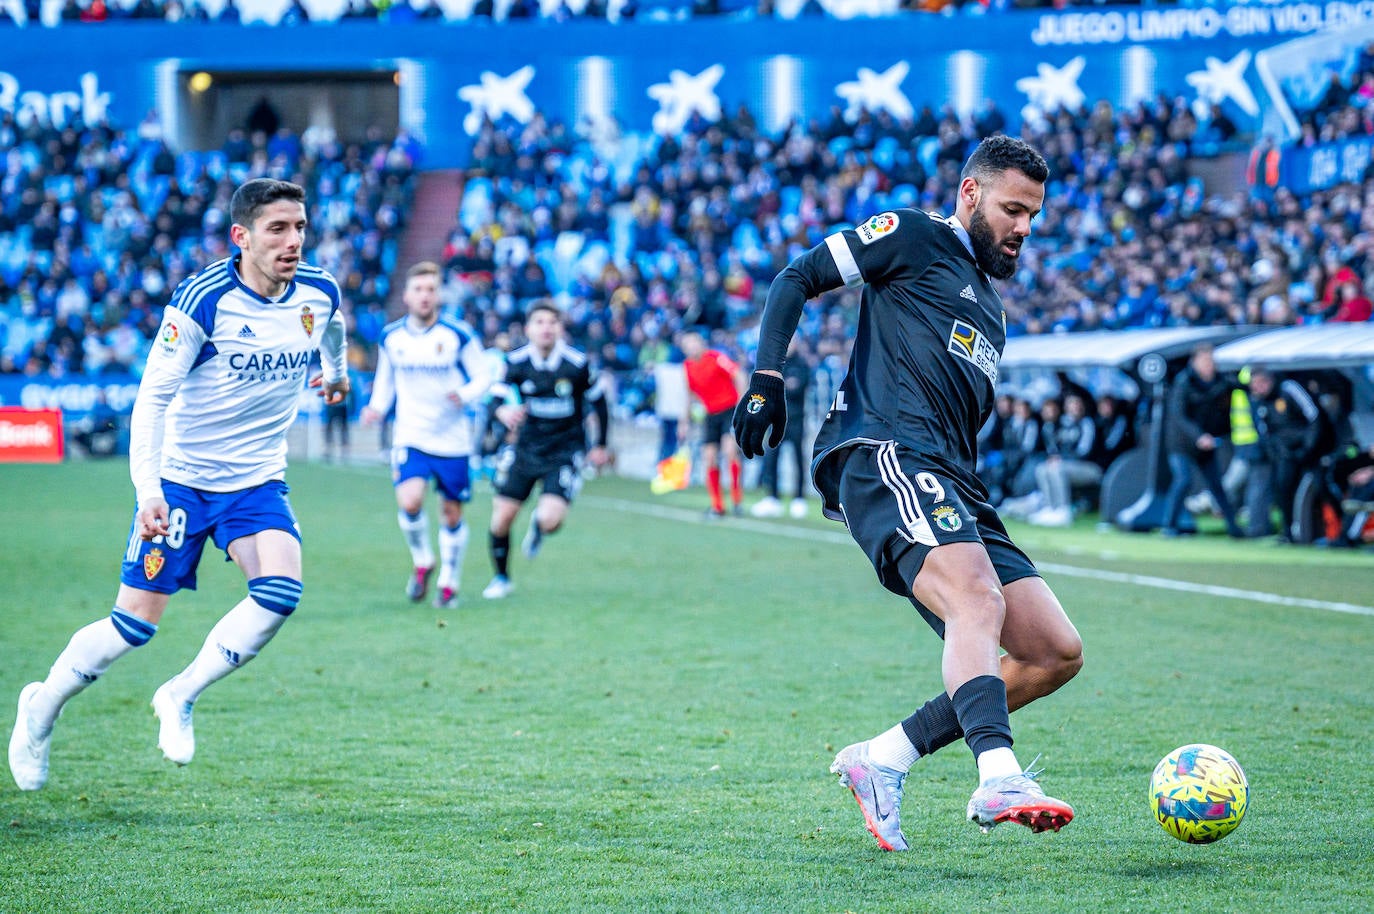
[430,70,1372,542]
[1,0,1257,27]
[2,33,1371,544]
[0,112,415,380]
[435,90,1365,391]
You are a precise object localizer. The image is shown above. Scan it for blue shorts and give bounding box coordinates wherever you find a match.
[120,480,301,595]
[391,447,472,503]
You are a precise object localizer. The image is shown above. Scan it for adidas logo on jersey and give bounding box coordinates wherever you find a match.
[959,285,978,303]
[238,324,256,338]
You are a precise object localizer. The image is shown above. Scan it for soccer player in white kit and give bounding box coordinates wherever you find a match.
[361,261,492,609]
[9,179,349,790]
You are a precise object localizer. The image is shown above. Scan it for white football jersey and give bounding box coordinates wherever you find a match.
[367,316,492,457]
[130,257,348,504]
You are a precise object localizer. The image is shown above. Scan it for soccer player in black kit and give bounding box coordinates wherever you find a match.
[734,136,1083,850]
[482,302,609,600]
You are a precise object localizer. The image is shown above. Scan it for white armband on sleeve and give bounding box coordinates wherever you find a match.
[825,233,864,288]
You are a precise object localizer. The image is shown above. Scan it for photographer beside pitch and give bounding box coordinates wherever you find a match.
[10,178,349,790]
[734,136,1083,850]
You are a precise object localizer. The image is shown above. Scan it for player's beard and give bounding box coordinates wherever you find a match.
[968,205,1020,280]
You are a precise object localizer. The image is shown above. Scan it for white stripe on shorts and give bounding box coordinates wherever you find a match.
[825,233,864,288]
[876,441,936,546]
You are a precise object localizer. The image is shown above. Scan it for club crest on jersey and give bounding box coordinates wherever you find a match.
[144,547,165,581]
[555,378,573,398]
[857,211,899,245]
[932,506,962,533]
[947,319,999,384]
[300,306,314,336]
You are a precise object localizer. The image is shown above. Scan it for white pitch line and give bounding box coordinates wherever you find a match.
[1032,562,1374,618]
[583,495,1374,619]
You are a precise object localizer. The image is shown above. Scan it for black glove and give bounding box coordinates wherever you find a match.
[733,373,786,459]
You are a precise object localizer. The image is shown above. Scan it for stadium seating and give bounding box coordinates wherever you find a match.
[0,117,413,376]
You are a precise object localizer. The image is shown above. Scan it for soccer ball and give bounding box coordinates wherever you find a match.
[1150,743,1249,844]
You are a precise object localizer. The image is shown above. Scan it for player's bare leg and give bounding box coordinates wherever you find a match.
[998,576,1083,712]
[523,493,568,560]
[914,543,1074,833]
[842,574,1082,842]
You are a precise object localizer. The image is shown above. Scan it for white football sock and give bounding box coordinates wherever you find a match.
[977,747,1022,784]
[437,521,469,591]
[172,597,288,704]
[868,723,920,772]
[398,509,434,569]
[29,615,145,733]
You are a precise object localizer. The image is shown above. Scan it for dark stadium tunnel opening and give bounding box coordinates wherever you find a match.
[175,69,400,153]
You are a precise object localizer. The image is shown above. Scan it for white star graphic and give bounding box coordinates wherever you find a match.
[1185,50,1259,117]
[834,61,914,122]
[646,65,725,135]
[1015,57,1087,119]
[457,66,537,136]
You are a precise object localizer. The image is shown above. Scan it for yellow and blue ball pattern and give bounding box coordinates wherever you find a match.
[1150,743,1249,844]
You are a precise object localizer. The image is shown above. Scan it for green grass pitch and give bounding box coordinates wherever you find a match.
[2,460,1371,913]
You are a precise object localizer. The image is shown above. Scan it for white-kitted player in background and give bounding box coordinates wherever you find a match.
[361,261,493,609]
[9,178,349,790]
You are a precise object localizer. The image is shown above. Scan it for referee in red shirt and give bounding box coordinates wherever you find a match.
[680,331,747,517]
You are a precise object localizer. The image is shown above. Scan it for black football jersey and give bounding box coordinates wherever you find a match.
[764,208,1008,513]
[501,341,603,457]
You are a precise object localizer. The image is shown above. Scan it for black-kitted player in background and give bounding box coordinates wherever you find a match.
[734,136,1082,851]
[482,301,609,599]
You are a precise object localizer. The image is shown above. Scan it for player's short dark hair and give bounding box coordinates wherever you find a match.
[525,300,562,323]
[961,135,1049,185]
[230,178,307,230]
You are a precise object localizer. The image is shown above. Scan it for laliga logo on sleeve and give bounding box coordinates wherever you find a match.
[857,212,899,245]
[746,393,767,414]
[159,322,180,355]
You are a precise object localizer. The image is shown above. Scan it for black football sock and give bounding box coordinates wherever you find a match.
[951,675,1013,757]
[491,533,510,578]
[900,691,964,758]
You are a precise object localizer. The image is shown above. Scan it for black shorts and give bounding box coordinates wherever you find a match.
[703,407,734,446]
[836,441,1038,637]
[492,444,584,503]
